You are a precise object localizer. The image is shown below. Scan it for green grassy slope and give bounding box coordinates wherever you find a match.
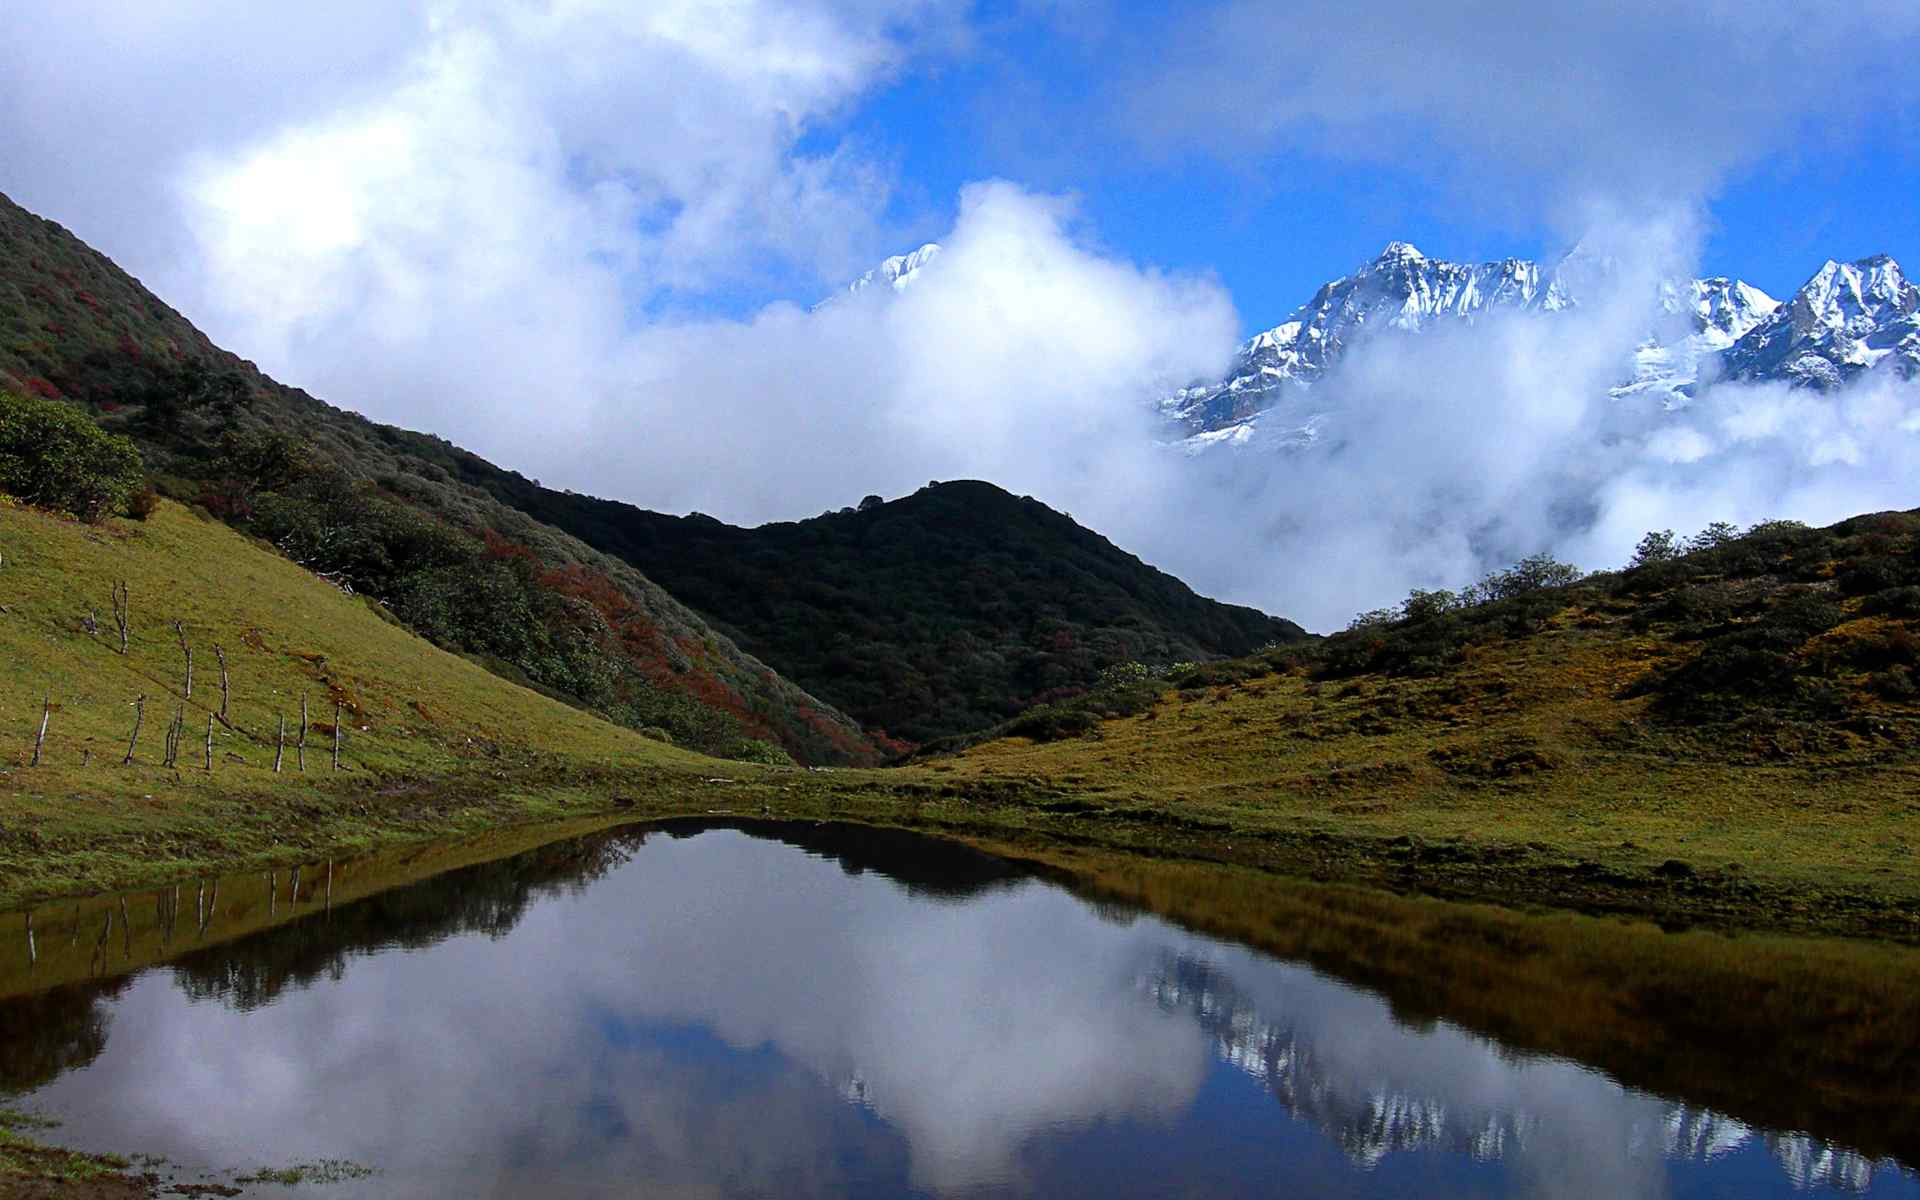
[915,513,1920,935]
[0,497,726,896]
[0,192,880,766]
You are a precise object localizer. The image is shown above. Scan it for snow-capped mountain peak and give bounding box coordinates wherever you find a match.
[844,243,941,297]
[813,243,943,312]
[1371,240,1427,265]
[1722,253,1918,389]
[1161,244,1599,440]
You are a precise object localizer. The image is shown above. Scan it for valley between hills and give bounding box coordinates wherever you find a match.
[0,188,1917,945]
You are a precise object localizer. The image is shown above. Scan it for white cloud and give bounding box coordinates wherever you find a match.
[588,181,1238,524]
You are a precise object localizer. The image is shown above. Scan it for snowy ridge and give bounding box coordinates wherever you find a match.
[1162,241,1582,441]
[1161,242,1788,447]
[832,242,941,303]
[1722,255,1920,389]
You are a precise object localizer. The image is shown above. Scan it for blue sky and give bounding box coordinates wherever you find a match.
[802,7,1920,328]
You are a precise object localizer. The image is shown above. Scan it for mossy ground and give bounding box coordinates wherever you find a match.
[0,1109,144,1198]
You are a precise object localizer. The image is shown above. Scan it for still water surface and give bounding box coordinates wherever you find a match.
[2,822,1914,1197]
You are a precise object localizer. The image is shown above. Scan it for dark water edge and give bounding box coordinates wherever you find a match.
[1,818,1917,1197]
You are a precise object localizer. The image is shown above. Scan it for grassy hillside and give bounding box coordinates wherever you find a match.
[912,512,1920,935]
[0,496,731,897]
[478,479,1306,744]
[0,192,880,766]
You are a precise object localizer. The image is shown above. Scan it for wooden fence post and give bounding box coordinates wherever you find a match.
[172,620,192,698]
[213,646,230,724]
[298,695,308,773]
[111,582,129,655]
[123,695,145,765]
[204,714,214,771]
[31,692,49,767]
[274,714,286,774]
[332,701,342,771]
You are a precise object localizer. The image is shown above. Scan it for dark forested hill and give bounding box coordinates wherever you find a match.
[0,190,880,765]
[452,478,1307,743]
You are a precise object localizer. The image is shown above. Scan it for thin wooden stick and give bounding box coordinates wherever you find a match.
[123,695,145,765]
[274,713,285,773]
[172,620,192,697]
[332,701,342,771]
[31,692,49,767]
[111,581,129,655]
[297,695,308,772]
[213,646,230,723]
[204,714,214,771]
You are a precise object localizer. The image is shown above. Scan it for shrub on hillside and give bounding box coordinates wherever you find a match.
[729,738,795,766]
[1863,587,1920,619]
[1633,586,1854,720]
[1838,557,1914,597]
[0,389,144,521]
[1467,552,1583,602]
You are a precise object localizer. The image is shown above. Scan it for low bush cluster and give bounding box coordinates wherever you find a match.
[0,390,143,522]
[1622,512,1920,721]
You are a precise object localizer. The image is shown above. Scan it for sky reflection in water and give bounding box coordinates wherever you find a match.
[7,826,1915,1198]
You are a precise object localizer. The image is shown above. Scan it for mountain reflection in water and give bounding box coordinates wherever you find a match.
[0,822,1913,1199]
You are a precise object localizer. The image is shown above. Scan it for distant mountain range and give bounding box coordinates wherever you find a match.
[842,239,1918,451]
